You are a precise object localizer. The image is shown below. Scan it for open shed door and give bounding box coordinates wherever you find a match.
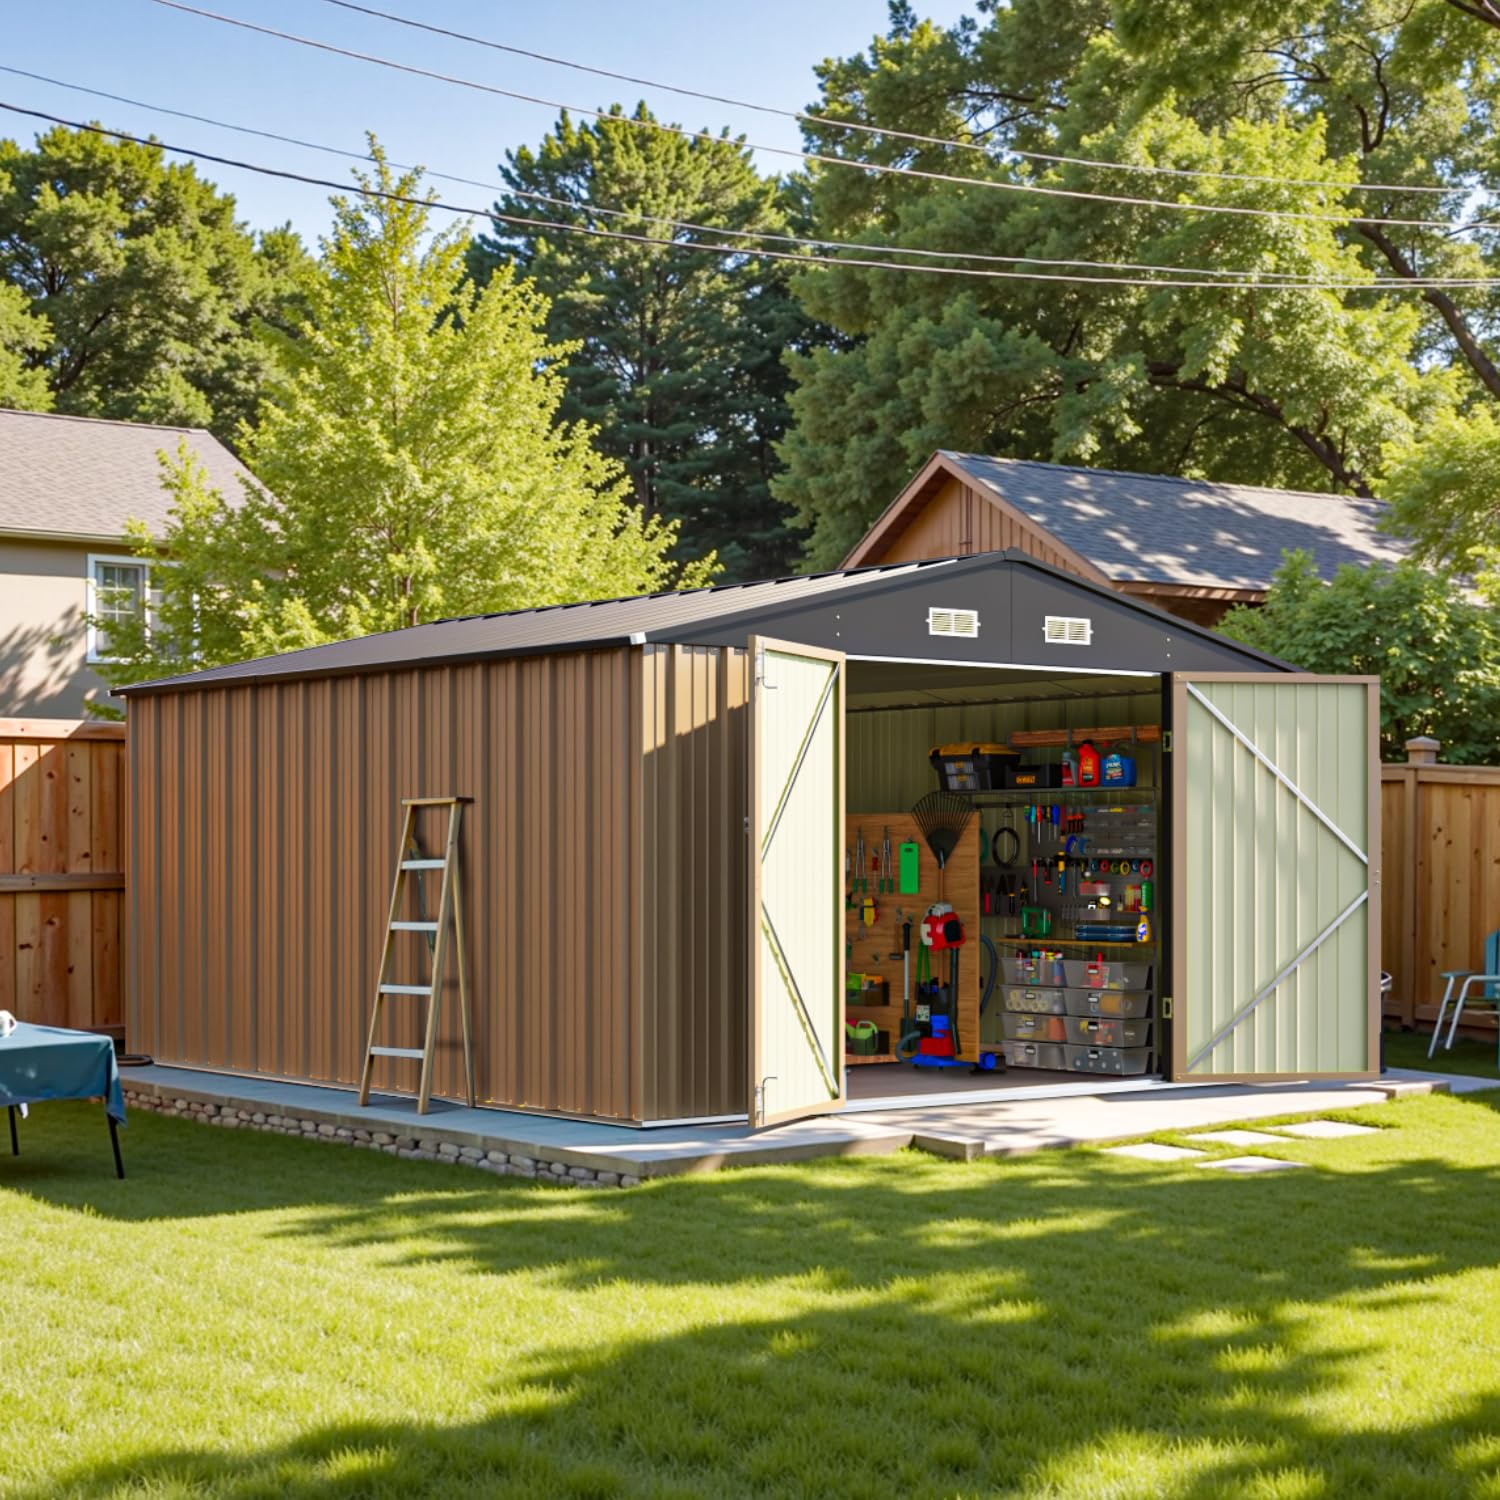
[748,636,845,1126]
[1170,674,1379,1081]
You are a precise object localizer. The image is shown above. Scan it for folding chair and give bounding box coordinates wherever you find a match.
[1428,929,1500,1057]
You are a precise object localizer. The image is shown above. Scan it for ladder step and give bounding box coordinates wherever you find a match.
[390,920,440,931]
[400,859,445,870]
[378,983,432,996]
[369,1046,425,1059]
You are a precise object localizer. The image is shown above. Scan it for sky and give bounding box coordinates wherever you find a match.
[4,0,974,246]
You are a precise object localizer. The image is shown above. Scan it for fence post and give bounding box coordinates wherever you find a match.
[1405,736,1441,766]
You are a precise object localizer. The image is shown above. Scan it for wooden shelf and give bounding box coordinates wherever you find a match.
[845,1052,900,1066]
[1008,724,1161,749]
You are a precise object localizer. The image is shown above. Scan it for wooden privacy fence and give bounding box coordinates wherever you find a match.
[1382,737,1500,1032]
[0,718,125,1035]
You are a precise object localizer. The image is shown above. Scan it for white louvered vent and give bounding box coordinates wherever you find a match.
[1043,614,1093,646]
[928,606,980,639]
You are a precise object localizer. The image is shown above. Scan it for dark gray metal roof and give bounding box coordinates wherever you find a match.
[943,451,1409,591]
[119,549,1290,696]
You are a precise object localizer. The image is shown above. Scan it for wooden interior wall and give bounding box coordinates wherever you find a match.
[1381,760,1500,1032]
[128,651,645,1121]
[845,815,980,1062]
[0,718,124,1033]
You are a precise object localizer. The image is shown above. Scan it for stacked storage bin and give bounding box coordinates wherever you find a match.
[1000,954,1154,1075]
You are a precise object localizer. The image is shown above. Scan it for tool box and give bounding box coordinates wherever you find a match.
[1006,763,1067,790]
[929,743,1017,792]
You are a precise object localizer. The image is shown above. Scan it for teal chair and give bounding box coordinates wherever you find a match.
[1428,929,1500,1057]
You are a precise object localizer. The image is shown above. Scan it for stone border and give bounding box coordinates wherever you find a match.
[121,1086,639,1189]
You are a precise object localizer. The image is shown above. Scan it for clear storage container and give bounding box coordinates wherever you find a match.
[1002,1011,1068,1043]
[1001,954,1068,987]
[1064,1015,1152,1048]
[1006,1041,1068,1070]
[1062,958,1153,990]
[1002,985,1070,1015]
[1061,988,1152,1019]
[1064,1044,1154,1076]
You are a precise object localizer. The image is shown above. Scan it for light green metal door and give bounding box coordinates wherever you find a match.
[1170,673,1379,1080]
[748,636,846,1126]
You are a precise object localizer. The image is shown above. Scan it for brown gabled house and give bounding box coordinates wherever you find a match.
[844,451,1410,626]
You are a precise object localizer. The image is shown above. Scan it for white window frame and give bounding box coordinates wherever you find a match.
[86,553,152,665]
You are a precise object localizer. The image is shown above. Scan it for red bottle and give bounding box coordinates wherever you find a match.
[1077,739,1101,788]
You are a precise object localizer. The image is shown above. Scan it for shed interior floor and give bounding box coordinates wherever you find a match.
[847,1062,1082,1101]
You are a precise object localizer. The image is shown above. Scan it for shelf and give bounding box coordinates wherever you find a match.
[1007,724,1161,749]
[845,1053,900,1066]
[989,936,1156,949]
[953,787,1158,801]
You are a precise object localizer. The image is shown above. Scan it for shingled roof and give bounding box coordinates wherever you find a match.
[937,452,1409,591]
[0,407,256,541]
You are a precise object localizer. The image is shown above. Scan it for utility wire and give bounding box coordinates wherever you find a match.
[148,0,1484,235]
[12,64,1480,288]
[6,101,1498,294]
[318,0,1471,200]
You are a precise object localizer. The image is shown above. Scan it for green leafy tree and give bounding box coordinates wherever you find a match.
[0,279,50,409]
[0,124,312,440]
[776,1,1500,567]
[98,147,714,693]
[1220,552,1500,764]
[471,104,816,580]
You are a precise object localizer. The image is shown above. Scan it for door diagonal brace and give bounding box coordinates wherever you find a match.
[760,905,838,1096]
[1186,683,1368,865]
[1187,888,1369,1072]
[760,660,839,859]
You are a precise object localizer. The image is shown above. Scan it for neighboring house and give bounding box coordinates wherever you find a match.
[0,408,255,717]
[844,450,1411,626]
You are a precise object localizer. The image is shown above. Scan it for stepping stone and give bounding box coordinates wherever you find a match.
[1198,1155,1307,1174]
[1185,1129,1287,1147]
[1269,1119,1378,1140]
[1100,1142,1205,1162]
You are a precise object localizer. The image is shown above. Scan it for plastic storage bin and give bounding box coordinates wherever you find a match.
[1064,1044,1154,1076]
[1007,1041,1068,1070]
[1002,985,1070,1015]
[1062,958,1153,990]
[1001,954,1068,987]
[1002,1011,1068,1043]
[1064,1015,1152,1048]
[1061,988,1153,1019]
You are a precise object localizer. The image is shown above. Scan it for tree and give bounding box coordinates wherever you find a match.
[0,124,312,441]
[99,148,714,691]
[471,104,816,580]
[0,280,50,409]
[775,1,1500,567]
[1219,552,1500,764]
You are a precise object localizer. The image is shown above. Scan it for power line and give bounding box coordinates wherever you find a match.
[9,101,1495,294]
[317,0,1470,201]
[12,64,1479,288]
[148,0,1482,235]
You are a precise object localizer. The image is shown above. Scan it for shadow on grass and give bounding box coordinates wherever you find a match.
[9,1098,1500,1497]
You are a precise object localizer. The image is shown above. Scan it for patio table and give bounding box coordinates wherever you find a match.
[0,1021,126,1178]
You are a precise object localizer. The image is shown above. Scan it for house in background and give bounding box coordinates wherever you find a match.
[844,450,1410,626]
[0,408,256,717]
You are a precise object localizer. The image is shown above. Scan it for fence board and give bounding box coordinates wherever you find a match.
[1382,755,1500,1032]
[0,720,125,1036]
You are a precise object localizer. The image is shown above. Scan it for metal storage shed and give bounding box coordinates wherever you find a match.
[121,551,1379,1126]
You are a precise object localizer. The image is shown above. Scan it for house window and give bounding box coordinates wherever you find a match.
[87,554,151,664]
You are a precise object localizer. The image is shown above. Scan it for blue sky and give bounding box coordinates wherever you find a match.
[4,0,973,246]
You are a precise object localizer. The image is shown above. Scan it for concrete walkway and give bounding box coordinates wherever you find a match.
[119,1064,1491,1181]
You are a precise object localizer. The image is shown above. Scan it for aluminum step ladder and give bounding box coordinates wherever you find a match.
[358,796,475,1114]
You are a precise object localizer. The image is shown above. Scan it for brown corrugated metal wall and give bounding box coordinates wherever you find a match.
[638,645,751,1120]
[128,649,647,1120]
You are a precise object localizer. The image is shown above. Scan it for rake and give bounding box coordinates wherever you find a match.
[911,789,973,900]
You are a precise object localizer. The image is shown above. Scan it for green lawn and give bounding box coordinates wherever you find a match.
[1385,1026,1500,1081]
[4,1094,1500,1499]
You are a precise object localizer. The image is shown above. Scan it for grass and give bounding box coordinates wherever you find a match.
[4,1094,1500,1499]
[1385,1025,1500,1081]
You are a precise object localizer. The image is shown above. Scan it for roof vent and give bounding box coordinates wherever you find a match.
[928,606,980,639]
[1043,614,1093,646]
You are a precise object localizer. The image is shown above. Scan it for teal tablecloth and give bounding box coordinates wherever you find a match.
[0,1022,125,1124]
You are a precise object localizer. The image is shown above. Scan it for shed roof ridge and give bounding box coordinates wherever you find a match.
[0,405,215,438]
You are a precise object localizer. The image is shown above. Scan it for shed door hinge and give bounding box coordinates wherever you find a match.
[1162,730,1173,754]
[1161,995,1174,1020]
